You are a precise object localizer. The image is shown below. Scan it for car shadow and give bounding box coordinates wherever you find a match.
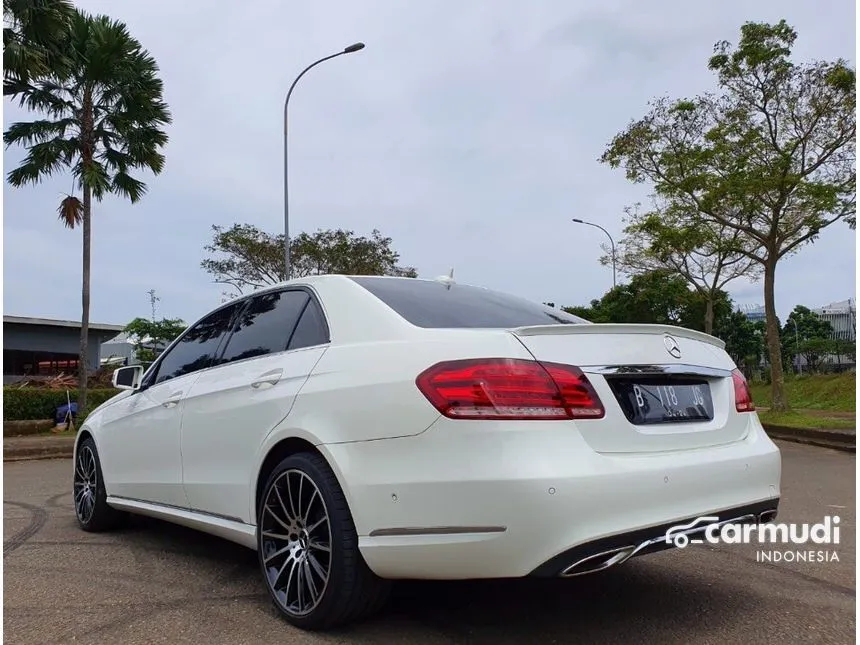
[117,515,754,643]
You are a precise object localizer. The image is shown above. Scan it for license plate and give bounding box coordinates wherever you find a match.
[610,379,714,425]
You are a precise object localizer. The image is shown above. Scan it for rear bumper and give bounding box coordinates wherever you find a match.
[323,414,782,580]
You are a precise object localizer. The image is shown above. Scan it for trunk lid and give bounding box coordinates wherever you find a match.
[510,323,750,453]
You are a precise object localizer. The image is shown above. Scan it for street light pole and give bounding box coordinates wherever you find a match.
[283,42,365,281]
[572,218,616,288]
[790,318,802,375]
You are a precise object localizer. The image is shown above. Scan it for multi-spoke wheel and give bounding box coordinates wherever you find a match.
[257,452,391,630]
[260,469,332,616]
[74,444,99,524]
[73,437,125,532]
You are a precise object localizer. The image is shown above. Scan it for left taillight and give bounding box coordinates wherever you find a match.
[732,368,755,412]
[415,358,605,420]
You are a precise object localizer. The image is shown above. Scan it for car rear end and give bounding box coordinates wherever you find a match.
[329,277,781,580]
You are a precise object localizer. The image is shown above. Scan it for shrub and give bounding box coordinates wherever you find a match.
[3,388,120,421]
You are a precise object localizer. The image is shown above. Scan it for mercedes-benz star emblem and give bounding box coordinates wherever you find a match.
[664,335,682,359]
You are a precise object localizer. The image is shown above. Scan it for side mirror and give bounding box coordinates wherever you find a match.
[112,365,144,391]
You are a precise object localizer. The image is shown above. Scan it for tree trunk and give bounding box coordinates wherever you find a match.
[704,296,715,335]
[763,258,788,411]
[78,87,94,419]
[78,183,92,417]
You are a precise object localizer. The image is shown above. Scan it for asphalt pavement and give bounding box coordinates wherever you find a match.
[3,440,855,644]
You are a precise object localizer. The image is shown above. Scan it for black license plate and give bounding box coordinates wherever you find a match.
[609,378,714,425]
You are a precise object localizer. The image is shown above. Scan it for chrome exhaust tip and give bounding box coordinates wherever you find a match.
[560,545,636,577]
[557,509,779,578]
[758,509,778,523]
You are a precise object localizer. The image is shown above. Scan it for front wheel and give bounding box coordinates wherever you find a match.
[257,452,391,630]
[73,437,126,532]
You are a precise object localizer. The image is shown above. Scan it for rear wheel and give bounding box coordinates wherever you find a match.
[257,452,391,630]
[73,437,125,532]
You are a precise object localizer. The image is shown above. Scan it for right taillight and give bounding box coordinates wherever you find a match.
[415,358,605,420]
[732,368,755,412]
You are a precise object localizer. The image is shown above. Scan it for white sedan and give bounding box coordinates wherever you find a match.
[73,275,781,630]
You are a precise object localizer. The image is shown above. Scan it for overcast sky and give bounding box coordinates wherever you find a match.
[3,0,856,326]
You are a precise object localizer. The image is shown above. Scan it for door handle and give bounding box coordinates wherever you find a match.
[162,392,183,408]
[251,369,283,390]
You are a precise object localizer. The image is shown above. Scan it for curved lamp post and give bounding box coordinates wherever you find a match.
[283,42,365,280]
[572,218,616,288]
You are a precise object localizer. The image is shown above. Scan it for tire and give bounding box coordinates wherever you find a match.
[73,437,126,532]
[257,451,391,631]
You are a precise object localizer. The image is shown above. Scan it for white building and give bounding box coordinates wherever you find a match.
[100,332,169,367]
[813,299,856,341]
[738,303,766,322]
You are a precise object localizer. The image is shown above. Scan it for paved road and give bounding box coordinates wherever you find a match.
[4,441,855,644]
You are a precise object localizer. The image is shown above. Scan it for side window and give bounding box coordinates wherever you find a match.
[153,303,239,385]
[288,297,329,350]
[218,290,310,365]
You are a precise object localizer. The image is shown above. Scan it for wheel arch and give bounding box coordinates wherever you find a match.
[252,435,351,525]
[74,428,96,461]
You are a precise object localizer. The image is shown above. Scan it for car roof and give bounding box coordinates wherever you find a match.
[259,274,448,290]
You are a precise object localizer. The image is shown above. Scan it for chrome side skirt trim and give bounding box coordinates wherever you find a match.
[368,526,507,538]
[109,495,247,524]
[106,496,257,550]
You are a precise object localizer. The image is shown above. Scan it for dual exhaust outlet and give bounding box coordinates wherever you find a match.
[560,509,779,577]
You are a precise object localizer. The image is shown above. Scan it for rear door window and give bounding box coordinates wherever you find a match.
[288,297,329,350]
[218,290,310,364]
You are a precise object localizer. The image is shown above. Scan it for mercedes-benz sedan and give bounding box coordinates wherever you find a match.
[73,275,781,630]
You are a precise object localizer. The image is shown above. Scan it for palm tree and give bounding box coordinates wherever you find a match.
[5,10,172,413]
[3,0,75,96]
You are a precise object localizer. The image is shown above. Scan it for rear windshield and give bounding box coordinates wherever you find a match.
[350,277,590,328]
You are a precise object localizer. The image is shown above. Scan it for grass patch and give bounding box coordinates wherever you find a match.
[749,372,855,413]
[758,410,855,431]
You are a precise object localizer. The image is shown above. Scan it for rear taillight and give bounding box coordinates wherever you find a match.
[415,358,605,420]
[732,369,755,412]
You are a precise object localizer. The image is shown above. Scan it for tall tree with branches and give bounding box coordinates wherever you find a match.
[202,224,417,296]
[601,20,855,411]
[4,10,172,413]
[603,200,760,334]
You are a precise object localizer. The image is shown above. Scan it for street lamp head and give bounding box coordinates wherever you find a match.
[572,218,584,224]
[344,42,365,53]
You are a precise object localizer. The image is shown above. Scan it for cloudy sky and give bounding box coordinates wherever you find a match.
[3,0,856,326]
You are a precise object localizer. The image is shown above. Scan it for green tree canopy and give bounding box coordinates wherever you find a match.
[124,317,187,364]
[604,200,759,334]
[600,20,855,411]
[714,310,766,376]
[560,269,732,330]
[3,0,74,96]
[202,224,418,295]
[781,305,834,372]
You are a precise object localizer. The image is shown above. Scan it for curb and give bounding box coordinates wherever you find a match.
[762,424,855,453]
[4,438,75,462]
[4,450,73,462]
[3,420,56,437]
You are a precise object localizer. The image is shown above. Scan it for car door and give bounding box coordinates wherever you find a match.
[180,288,330,522]
[97,302,241,507]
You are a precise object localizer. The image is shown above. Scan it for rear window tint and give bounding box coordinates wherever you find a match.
[350,277,590,328]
